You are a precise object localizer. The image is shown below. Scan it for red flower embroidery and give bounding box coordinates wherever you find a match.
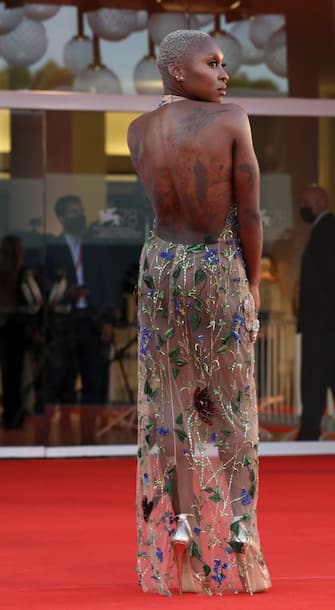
[193,386,216,424]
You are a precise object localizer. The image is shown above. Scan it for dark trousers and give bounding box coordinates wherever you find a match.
[298,332,335,440]
[47,311,108,406]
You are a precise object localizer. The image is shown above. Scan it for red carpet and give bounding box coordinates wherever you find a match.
[0,455,334,609]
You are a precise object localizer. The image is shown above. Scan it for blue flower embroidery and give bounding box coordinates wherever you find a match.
[211,558,227,584]
[140,328,152,356]
[159,250,174,261]
[241,488,252,505]
[204,248,219,266]
[157,427,169,436]
[143,472,149,484]
[156,547,163,562]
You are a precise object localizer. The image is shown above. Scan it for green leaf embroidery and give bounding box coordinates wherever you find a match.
[217,334,232,355]
[204,486,214,494]
[186,244,205,254]
[143,275,154,289]
[249,470,256,483]
[172,367,180,379]
[195,269,206,285]
[189,541,201,559]
[143,256,149,270]
[172,265,181,279]
[228,541,244,554]
[173,428,187,442]
[203,564,211,577]
[249,482,256,498]
[157,334,166,345]
[230,521,240,536]
[169,347,179,361]
[163,467,175,497]
[175,413,183,425]
[194,298,204,312]
[137,447,142,458]
[242,454,252,467]
[209,486,221,503]
[165,327,175,339]
[175,358,187,367]
[191,312,201,331]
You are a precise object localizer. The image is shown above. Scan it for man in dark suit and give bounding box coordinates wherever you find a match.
[297,184,335,440]
[46,195,115,441]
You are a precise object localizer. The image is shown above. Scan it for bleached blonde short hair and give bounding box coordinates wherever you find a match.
[157,29,211,85]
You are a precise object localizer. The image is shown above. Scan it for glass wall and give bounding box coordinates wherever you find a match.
[0,99,334,448]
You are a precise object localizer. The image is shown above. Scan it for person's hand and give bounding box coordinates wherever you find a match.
[67,285,88,302]
[249,284,260,312]
[101,322,114,343]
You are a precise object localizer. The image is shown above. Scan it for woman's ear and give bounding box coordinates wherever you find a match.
[168,63,184,82]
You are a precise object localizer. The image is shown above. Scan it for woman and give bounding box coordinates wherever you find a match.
[127,29,271,596]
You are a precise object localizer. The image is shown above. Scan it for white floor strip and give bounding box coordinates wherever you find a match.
[0,441,335,459]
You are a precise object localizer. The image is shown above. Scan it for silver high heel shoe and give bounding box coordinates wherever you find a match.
[171,513,205,594]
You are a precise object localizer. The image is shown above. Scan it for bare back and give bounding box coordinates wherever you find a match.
[128,101,250,243]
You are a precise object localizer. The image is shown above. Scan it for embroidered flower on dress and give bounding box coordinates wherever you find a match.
[241,488,252,505]
[211,558,228,584]
[140,328,152,356]
[155,547,163,562]
[157,426,169,436]
[159,250,174,261]
[193,386,216,424]
[203,248,219,266]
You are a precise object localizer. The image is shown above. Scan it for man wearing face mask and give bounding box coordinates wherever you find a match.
[297,184,335,440]
[46,195,114,442]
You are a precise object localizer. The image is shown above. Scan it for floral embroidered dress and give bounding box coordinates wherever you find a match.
[136,206,271,596]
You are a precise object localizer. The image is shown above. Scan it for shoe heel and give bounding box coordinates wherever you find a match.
[173,541,187,595]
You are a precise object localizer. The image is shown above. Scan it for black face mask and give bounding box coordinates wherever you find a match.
[64,215,87,235]
[300,207,317,224]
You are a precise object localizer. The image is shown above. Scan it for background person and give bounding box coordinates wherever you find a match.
[297,184,335,440]
[46,195,115,443]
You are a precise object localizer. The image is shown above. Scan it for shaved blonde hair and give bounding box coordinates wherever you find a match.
[157,29,211,86]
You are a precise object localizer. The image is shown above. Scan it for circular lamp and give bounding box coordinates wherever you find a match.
[0,2,23,35]
[24,4,60,21]
[190,13,214,28]
[210,17,242,76]
[73,35,122,93]
[250,15,285,49]
[134,10,148,31]
[63,8,93,75]
[87,9,136,42]
[0,18,48,67]
[63,37,93,75]
[134,37,162,95]
[149,12,189,46]
[265,27,287,77]
[73,66,122,93]
[134,56,163,94]
[230,19,265,65]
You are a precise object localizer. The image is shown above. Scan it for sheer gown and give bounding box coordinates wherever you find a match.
[136,206,271,596]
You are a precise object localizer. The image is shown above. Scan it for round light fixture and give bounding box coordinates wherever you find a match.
[265,27,287,77]
[230,19,265,65]
[250,15,285,49]
[0,2,23,35]
[149,12,189,46]
[24,4,60,21]
[0,18,48,67]
[87,9,137,42]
